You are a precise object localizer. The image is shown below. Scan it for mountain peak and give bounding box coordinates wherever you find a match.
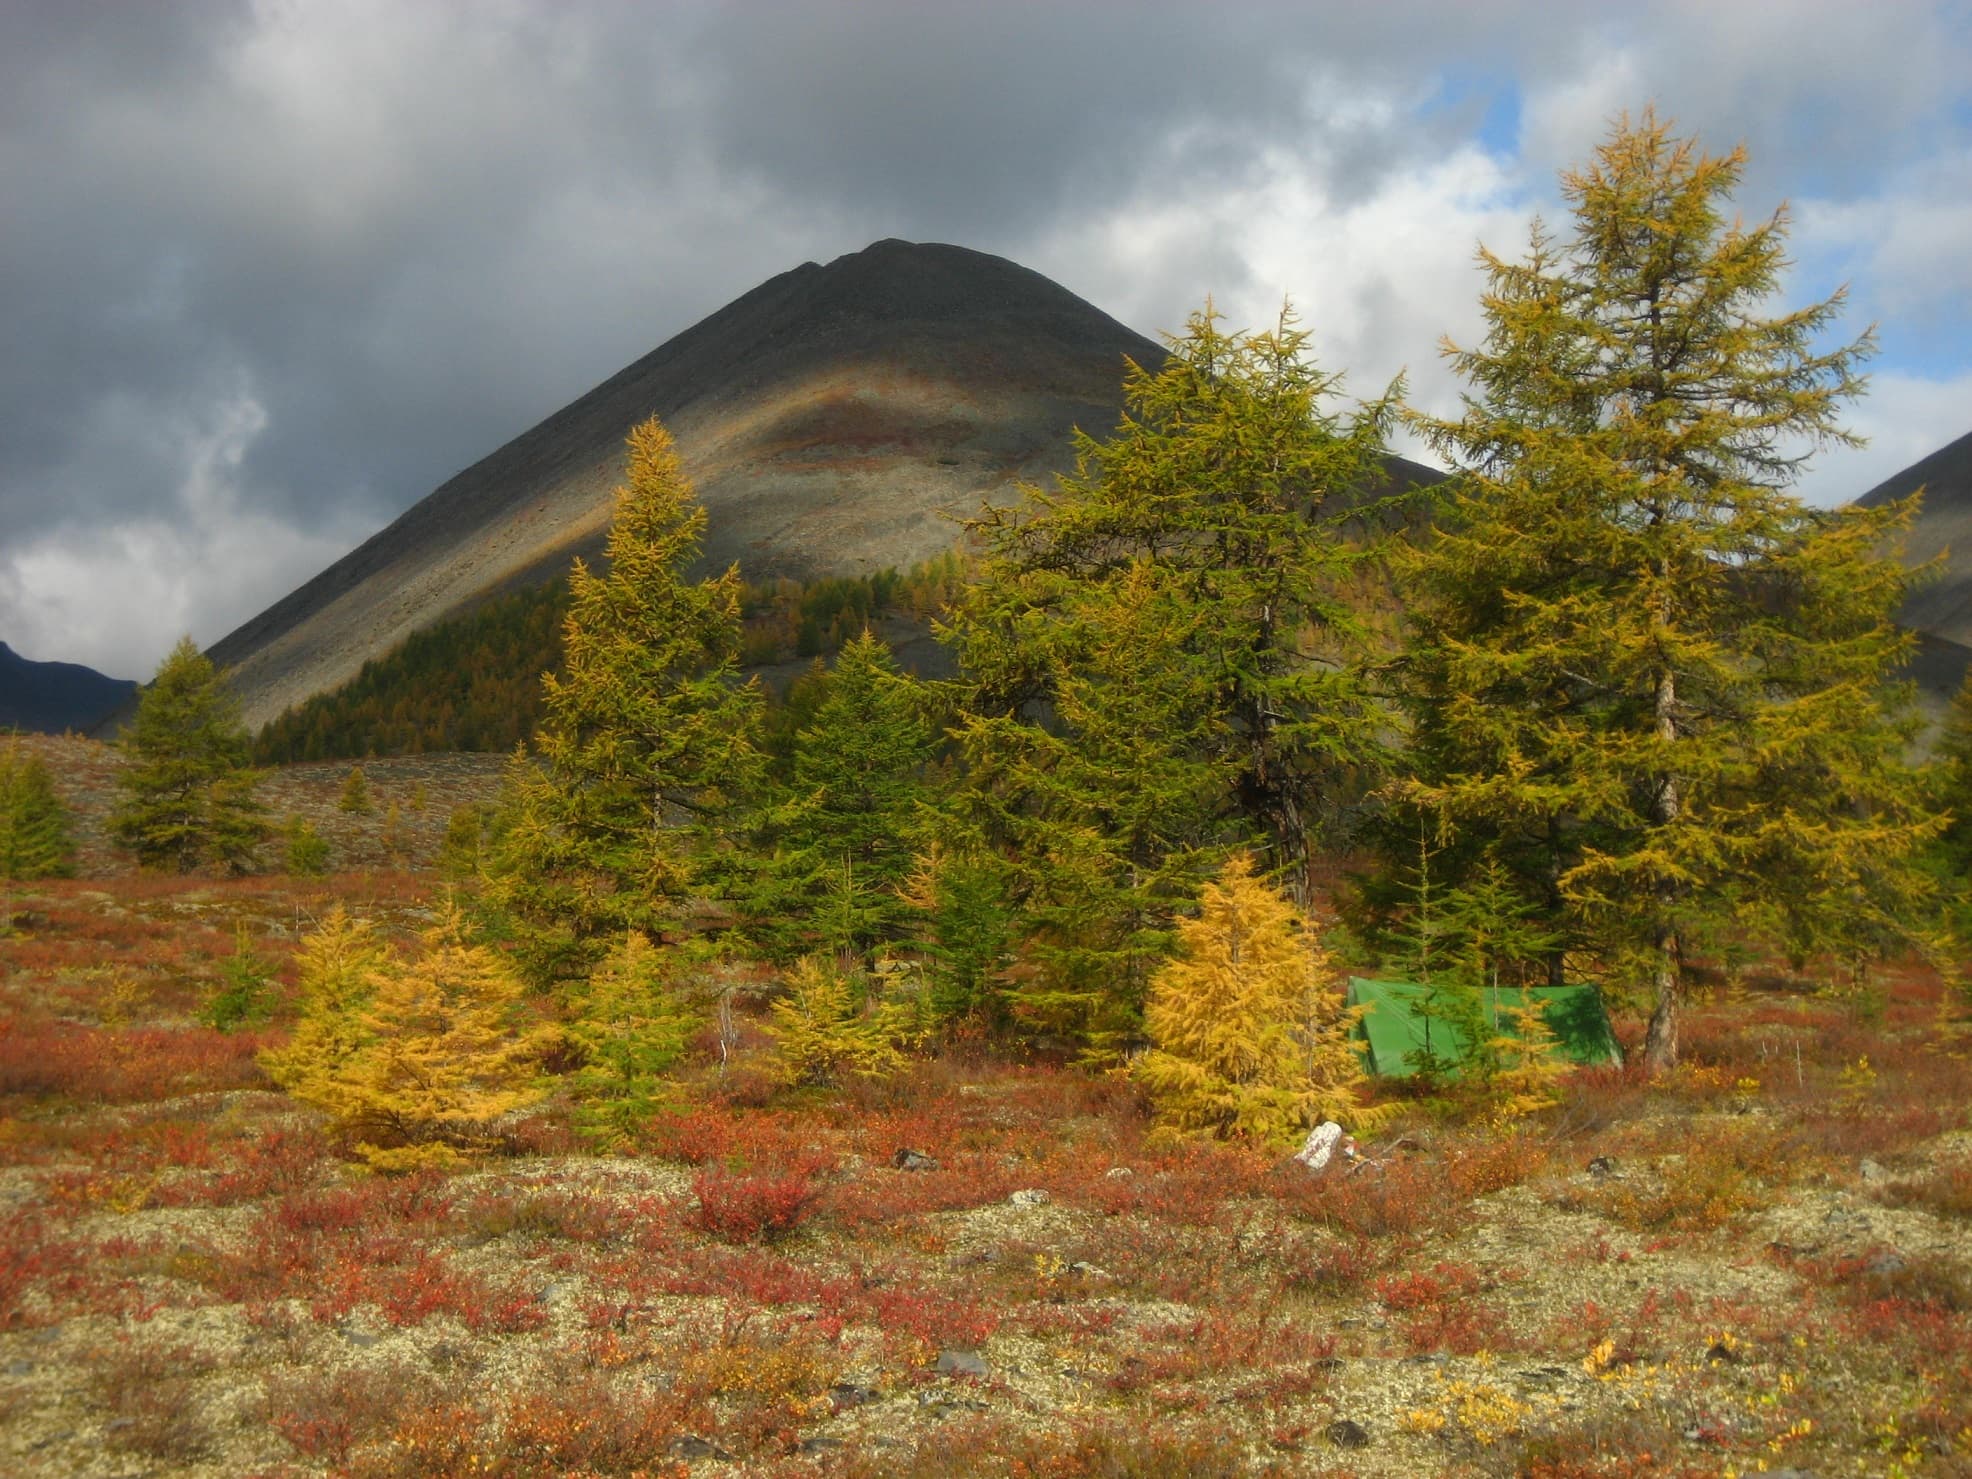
[201,244,1168,730]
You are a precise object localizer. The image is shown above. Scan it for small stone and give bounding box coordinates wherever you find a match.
[1103,1166,1134,1180]
[1864,1250,1907,1278]
[1293,1121,1348,1171]
[892,1148,939,1172]
[663,1435,733,1460]
[341,1327,381,1348]
[1859,1157,1889,1183]
[797,1436,846,1453]
[1008,1188,1050,1208]
[829,1382,879,1410]
[1326,1418,1371,1449]
[1587,1155,1618,1177]
[934,1348,990,1379]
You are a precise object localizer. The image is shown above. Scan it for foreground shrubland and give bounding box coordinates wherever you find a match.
[3,871,1970,1477]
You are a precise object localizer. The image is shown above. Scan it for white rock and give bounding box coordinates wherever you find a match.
[1293,1121,1348,1171]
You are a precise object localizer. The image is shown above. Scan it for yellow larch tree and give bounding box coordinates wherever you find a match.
[1137,854,1379,1146]
[281,904,548,1171]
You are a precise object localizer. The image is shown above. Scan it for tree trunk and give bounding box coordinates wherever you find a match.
[1643,921,1679,1071]
[1645,641,1683,1073]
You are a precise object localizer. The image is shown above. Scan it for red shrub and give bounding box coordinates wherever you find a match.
[689,1169,819,1244]
[0,1212,79,1329]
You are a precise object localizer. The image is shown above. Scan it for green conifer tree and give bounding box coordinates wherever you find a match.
[491,418,763,982]
[564,932,699,1148]
[0,740,76,881]
[338,765,373,814]
[747,631,935,962]
[1391,111,1942,1071]
[943,308,1398,1051]
[283,816,330,876]
[109,637,268,873]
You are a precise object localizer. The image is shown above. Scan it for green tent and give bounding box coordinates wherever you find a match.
[1345,977,1621,1078]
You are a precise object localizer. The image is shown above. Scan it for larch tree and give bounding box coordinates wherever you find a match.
[563,931,699,1149]
[1392,110,1941,1072]
[0,740,76,882]
[258,906,389,1107]
[108,637,268,874]
[942,307,1398,1052]
[493,417,763,983]
[746,630,937,963]
[1136,854,1377,1146]
[319,905,548,1172]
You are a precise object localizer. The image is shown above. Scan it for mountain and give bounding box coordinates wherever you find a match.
[202,238,1442,732]
[1855,426,1972,716]
[193,244,1095,728]
[0,641,137,734]
[1858,426,1972,648]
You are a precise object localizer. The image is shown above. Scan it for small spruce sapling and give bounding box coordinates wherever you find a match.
[564,932,699,1148]
[284,816,330,876]
[202,921,278,1031]
[338,766,373,814]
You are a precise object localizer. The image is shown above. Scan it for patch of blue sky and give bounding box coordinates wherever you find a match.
[1421,71,1523,160]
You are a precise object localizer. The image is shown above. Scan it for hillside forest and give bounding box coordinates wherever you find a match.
[5,111,1972,1477]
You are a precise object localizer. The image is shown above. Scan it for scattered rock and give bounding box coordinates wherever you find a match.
[829,1382,879,1410]
[1293,1121,1350,1171]
[917,1393,990,1418]
[1008,1188,1050,1208]
[892,1148,939,1171]
[934,1348,990,1379]
[663,1435,733,1460]
[1326,1418,1371,1449]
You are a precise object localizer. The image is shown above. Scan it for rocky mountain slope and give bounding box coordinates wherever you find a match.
[202,242,1174,731]
[1857,427,1972,717]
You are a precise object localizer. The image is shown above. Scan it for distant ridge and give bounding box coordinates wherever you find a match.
[0,641,136,735]
[1859,426,1972,653]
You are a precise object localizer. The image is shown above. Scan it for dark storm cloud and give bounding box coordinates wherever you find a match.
[1,0,1967,674]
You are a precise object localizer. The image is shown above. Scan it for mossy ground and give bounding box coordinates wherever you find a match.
[1,747,1968,1476]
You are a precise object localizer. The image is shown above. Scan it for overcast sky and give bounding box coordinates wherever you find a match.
[4,0,1969,678]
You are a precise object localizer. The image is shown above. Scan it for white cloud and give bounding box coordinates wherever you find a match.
[0,381,371,677]
[1794,368,1972,507]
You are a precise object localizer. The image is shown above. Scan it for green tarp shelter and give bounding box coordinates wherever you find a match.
[1345,977,1622,1078]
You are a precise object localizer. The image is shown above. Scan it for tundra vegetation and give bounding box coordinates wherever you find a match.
[4,112,1970,1476]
